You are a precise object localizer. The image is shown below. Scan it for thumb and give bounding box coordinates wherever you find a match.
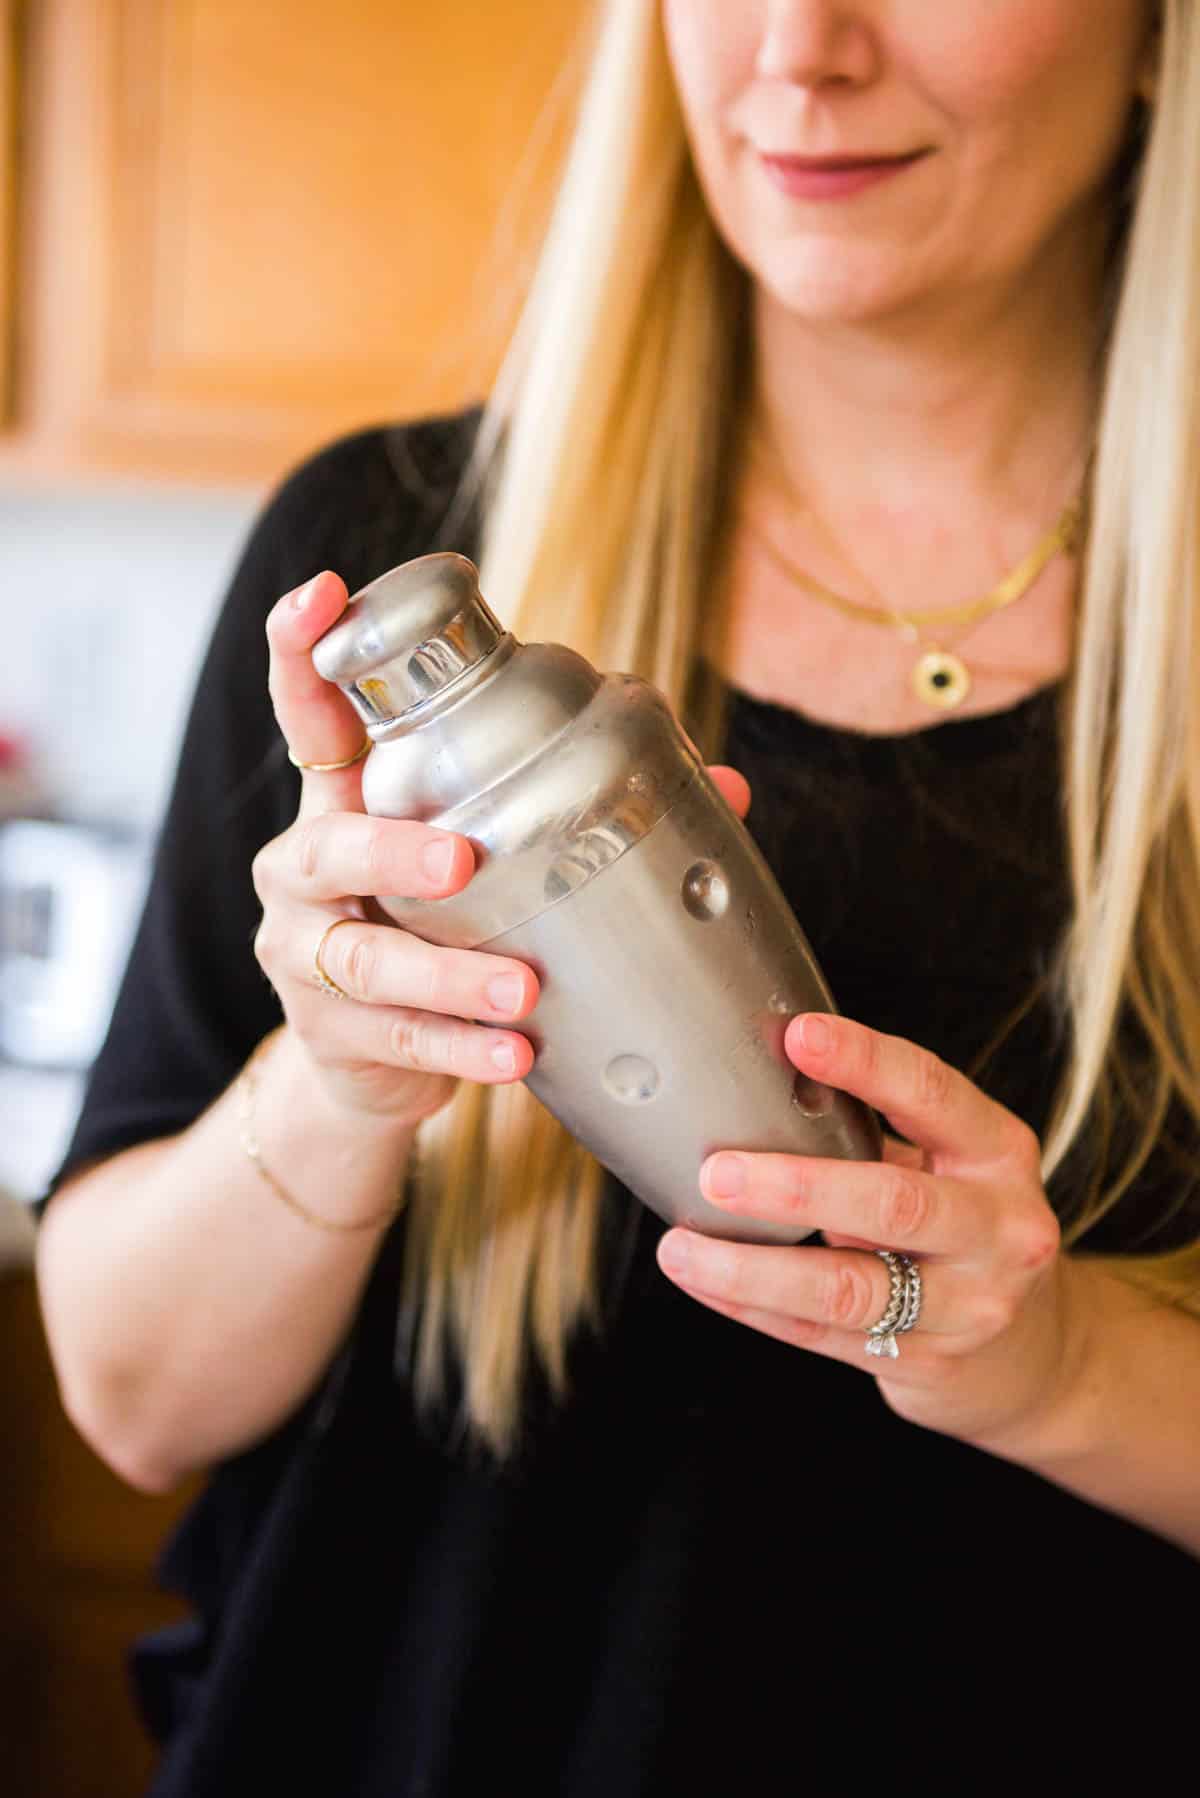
[265,571,368,819]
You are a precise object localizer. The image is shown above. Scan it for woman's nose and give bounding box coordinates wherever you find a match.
[755,1,879,89]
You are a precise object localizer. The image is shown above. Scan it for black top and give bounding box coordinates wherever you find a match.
[38,411,1200,1795]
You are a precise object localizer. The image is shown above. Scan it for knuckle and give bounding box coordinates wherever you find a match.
[970,1290,1019,1340]
[1009,1207,1061,1273]
[362,820,397,894]
[413,944,451,1013]
[264,601,287,648]
[251,915,274,971]
[915,1050,954,1112]
[438,1022,470,1075]
[877,1169,929,1242]
[341,931,376,1002]
[250,843,274,899]
[823,1261,875,1328]
[293,817,326,887]
[878,1381,924,1423]
[1029,1215,1062,1270]
[1009,1118,1043,1174]
[389,1010,435,1072]
[779,1168,812,1216]
[265,658,291,715]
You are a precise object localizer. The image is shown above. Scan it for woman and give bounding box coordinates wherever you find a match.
[33,2,1200,1792]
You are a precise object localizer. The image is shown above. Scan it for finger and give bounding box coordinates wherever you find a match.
[832,1137,928,1242]
[707,763,751,819]
[784,1012,1027,1167]
[656,1233,951,1334]
[296,990,535,1085]
[301,913,538,1023]
[279,813,472,903]
[265,571,368,819]
[697,1148,986,1258]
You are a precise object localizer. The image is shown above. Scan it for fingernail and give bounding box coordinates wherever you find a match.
[290,574,322,612]
[422,839,456,884]
[705,1154,745,1198]
[799,1014,831,1054]
[486,974,524,1015]
[490,1041,517,1074]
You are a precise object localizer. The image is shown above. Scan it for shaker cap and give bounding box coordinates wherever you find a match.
[312,553,508,725]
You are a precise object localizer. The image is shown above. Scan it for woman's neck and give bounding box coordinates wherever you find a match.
[706,220,1112,732]
[750,211,1109,555]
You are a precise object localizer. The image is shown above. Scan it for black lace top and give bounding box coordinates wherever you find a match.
[36,411,1199,1796]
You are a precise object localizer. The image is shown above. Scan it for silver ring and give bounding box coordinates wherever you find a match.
[895,1257,923,1337]
[865,1251,922,1360]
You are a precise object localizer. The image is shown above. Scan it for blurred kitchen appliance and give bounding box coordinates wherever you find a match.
[0,819,152,1069]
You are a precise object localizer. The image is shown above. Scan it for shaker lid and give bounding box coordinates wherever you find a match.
[311,553,508,725]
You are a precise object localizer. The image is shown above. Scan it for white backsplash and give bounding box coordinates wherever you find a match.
[2,479,264,834]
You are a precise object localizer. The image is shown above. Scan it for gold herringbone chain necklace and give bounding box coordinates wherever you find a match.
[745,426,1090,712]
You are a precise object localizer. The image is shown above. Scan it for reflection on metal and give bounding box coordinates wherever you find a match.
[543,792,660,903]
[681,860,730,922]
[603,1054,661,1105]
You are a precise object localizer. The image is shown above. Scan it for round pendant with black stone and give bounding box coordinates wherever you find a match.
[912,647,971,711]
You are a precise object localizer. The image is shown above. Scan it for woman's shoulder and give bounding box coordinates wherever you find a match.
[295,403,484,517]
[248,403,486,595]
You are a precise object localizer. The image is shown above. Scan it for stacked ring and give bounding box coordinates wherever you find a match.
[864,1250,923,1360]
[313,916,358,1000]
[895,1258,923,1339]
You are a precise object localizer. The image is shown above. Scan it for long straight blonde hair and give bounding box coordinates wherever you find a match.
[398,0,1200,1461]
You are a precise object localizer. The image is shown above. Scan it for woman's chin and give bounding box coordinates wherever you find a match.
[752,254,931,329]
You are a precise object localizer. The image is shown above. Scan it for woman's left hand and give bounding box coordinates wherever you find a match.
[657,1008,1085,1450]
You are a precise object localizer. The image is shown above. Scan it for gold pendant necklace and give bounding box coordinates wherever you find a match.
[912,643,973,712]
[745,429,1089,713]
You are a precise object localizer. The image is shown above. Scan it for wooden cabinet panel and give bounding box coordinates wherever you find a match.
[1,1271,201,1796]
[2,0,590,484]
[21,1581,191,1796]
[0,0,17,423]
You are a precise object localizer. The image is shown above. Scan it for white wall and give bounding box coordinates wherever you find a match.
[2,480,264,835]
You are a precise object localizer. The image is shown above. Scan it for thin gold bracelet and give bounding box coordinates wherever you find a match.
[236,1026,408,1234]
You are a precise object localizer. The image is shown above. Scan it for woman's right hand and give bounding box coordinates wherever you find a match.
[251,569,540,1128]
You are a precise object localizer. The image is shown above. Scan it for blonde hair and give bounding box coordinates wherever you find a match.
[399,0,1200,1461]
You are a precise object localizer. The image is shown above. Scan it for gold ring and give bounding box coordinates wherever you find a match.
[313,916,359,999]
[288,736,371,773]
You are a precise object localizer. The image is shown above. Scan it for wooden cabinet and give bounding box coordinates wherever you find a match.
[0,1,16,422]
[1,1270,203,1796]
[1,0,588,485]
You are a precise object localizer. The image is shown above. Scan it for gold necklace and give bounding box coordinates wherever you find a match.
[745,429,1089,712]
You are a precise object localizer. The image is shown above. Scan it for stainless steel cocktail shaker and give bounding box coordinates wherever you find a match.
[311,554,882,1247]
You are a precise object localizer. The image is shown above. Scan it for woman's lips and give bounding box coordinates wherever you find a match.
[758,150,929,201]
